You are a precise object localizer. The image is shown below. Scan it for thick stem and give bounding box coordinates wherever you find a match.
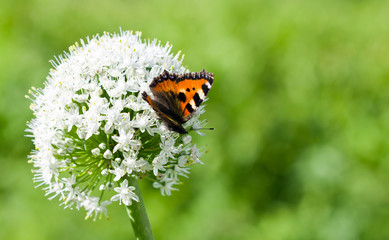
[126,176,154,240]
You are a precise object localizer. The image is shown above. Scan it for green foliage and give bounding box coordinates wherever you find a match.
[1,0,389,239]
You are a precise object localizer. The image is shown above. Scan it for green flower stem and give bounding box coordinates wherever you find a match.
[126,176,155,240]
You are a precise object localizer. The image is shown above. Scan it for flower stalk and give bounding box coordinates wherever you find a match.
[126,176,154,240]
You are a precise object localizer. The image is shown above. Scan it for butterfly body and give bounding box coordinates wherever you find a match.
[142,69,214,134]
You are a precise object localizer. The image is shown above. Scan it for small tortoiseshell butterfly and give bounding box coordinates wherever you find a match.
[142,69,214,134]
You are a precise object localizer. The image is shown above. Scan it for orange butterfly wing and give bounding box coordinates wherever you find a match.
[142,69,214,133]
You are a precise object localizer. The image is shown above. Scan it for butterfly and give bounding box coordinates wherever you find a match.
[142,69,214,134]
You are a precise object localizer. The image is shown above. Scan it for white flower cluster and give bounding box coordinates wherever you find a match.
[26,30,207,219]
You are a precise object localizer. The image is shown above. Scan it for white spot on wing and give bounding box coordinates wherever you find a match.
[198,89,205,100]
[189,99,197,110]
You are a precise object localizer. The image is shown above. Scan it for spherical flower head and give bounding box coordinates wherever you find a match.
[26,30,210,219]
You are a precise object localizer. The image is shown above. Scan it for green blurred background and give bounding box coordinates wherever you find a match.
[1,0,389,239]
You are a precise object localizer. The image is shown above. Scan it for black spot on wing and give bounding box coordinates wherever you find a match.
[202,84,209,96]
[193,93,202,107]
[178,92,186,102]
[208,77,214,85]
[186,102,194,113]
